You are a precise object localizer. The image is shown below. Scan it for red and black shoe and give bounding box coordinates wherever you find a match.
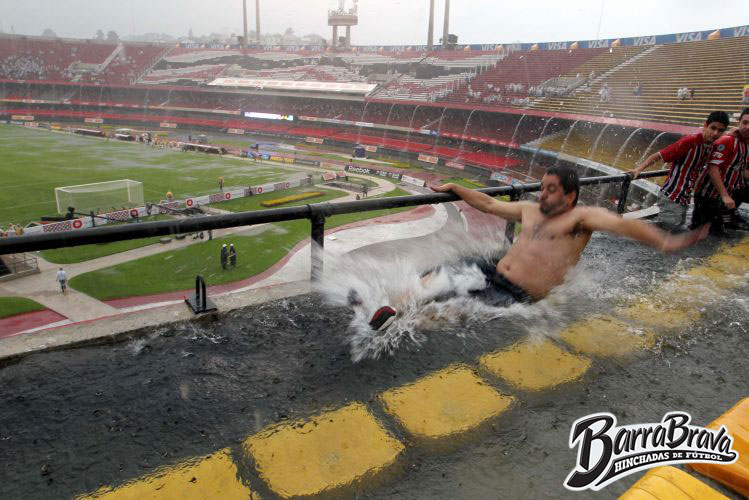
[369,306,398,331]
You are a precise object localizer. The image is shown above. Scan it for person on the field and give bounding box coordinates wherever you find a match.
[56,268,68,294]
[631,111,729,231]
[361,166,708,331]
[229,244,237,267]
[220,244,228,270]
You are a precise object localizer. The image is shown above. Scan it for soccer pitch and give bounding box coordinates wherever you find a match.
[0,125,307,226]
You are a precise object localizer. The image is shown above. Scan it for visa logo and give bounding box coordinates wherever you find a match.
[676,32,703,43]
[734,26,748,37]
[588,39,610,48]
[633,36,656,46]
[547,42,568,50]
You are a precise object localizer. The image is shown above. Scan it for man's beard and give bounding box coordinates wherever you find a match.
[540,201,562,216]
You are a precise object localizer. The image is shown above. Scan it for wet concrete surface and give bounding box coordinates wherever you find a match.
[0,234,746,499]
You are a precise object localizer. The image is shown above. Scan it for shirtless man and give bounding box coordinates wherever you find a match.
[366,166,707,331]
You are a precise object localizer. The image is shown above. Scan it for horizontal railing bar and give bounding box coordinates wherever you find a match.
[0,170,666,255]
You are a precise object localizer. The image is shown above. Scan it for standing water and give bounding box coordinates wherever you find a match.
[0,225,744,499]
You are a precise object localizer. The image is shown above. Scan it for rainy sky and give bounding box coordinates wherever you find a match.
[2,0,748,44]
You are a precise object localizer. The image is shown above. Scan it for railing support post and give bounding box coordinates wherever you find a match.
[617,175,632,214]
[310,212,325,282]
[504,188,521,243]
[185,275,217,314]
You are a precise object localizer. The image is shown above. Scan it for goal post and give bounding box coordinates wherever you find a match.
[54,179,145,214]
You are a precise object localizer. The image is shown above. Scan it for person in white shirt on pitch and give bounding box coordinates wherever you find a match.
[56,268,69,294]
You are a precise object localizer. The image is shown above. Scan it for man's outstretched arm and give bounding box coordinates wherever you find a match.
[579,207,708,252]
[630,152,663,178]
[430,183,527,222]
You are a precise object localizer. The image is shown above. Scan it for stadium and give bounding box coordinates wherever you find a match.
[0,1,748,498]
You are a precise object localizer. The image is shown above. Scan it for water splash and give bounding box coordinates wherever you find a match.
[314,225,617,362]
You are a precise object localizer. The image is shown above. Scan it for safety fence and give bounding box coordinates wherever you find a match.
[0,170,667,280]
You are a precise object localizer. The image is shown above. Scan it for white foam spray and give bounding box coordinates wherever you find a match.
[315,223,612,362]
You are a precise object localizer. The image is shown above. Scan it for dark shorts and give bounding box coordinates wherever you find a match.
[425,256,534,308]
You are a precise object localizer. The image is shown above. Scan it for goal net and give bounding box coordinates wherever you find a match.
[55,179,145,214]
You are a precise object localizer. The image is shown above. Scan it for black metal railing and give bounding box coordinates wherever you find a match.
[0,170,666,280]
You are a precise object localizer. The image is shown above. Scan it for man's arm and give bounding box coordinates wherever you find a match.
[706,163,735,209]
[430,183,527,222]
[579,207,708,252]
[630,152,663,178]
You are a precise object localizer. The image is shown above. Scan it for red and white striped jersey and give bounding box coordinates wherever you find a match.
[696,135,748,199]
[658,133,713,206]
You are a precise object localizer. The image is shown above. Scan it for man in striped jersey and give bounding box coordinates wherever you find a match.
[691,108,749,235]
[632,111,729,231]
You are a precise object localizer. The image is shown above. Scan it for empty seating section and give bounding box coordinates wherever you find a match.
[373,73,473,101]
[531,37,749,126]
[551,46,646,84]
[141,64,228,85]
[372,51,503,101]
[439,48,604,106]
[103,45,170,84]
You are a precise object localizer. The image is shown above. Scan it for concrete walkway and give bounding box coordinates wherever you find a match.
[0,174,432,330]
[0,192,458,361]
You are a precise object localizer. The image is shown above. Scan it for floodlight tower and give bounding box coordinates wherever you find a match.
[328,0,358,50]
[442,0,450,48]
[241,0,260,47]
[242,0,248,49]
[427,0,435,50]
[256,0,261,45]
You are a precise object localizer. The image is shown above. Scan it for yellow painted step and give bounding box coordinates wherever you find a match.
[78,448,253,499]
[560,315,655,357]
[380,365,514,440]
[479,339,591,391]
[616,299,699,331]
[706,253,748,276]
[244,403,404,498]
[620,466,728,499]
[617,236,748,331]
[688,398,749,497]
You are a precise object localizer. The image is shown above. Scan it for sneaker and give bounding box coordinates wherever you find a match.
[726,216,749,231]
[369,306,398,331]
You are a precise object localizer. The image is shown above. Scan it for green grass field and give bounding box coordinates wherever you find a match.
[70,187,413,300]
[2,124,425,303]
[40,215,176,264]
[0,297,46,319]
[0,126,312,226]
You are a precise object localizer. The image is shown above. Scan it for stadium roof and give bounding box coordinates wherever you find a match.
[208,78,377,96]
